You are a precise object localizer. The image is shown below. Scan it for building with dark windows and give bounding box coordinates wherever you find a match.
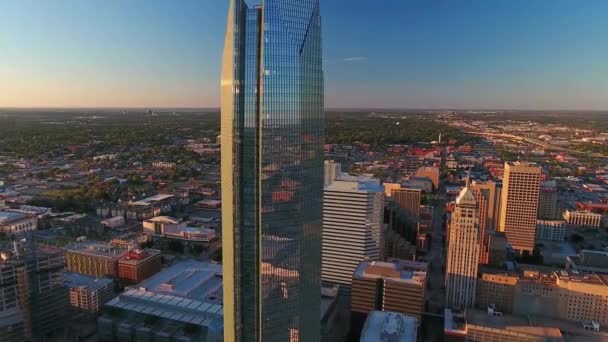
[220,0,324,341]
[0,243,67,341]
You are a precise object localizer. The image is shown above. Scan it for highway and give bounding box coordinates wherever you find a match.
[468,131,606,158]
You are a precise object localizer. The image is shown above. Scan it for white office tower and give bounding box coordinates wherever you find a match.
[322,178,385,289]
[324,160,342,186]
[446,185,480,309]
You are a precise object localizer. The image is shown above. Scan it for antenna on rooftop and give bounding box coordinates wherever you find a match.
[465,167,472,188]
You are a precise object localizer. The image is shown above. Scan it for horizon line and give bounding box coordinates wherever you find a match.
[2,106,608,113]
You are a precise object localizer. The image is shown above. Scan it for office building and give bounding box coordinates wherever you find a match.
[538,180,559,219]
[0,210,37,234]
[360,311,417,342]
[322,179,384,288]
[65,242,128,278]
[415,166,440,190]
[535,220,566,242]
[470,184,489,264]
[563,209,602,228]
[487,231,509,267]
[351,259,427,322]
[65,272,114,313]
[470,180,501,232]
[117,249,162,285]
[0,243,67,341]
[498,162,542,253]
[98,261,223,342]
[221,0,324,340]
[476,268,518,314]
[383,228,416,261]
[402,177,433,193]
[324,160,341,186]
[383,182,403,198]
[392,188,421,219]
[446,185,480,309]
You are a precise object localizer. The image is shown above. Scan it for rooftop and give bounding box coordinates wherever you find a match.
[118,249,161,265]
[325,178,384,193]
[145,216,181,224]
[136,260,222,302]
[466,309,563,339]
[105,260,223,328]
[354,259,427,285]
[65,272,113,290]
[360,310,417,342]
[569,249,608,269]
[131,194,174,207]
[0,210,28,224]
[66,242,127,259]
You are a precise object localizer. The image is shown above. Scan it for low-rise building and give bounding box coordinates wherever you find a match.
[360,311,417,342]
[444,308,565,342]
[101,216,125,229]
[535,220,566,242]
[65,272,114,313]
[65,242,128,278]
[0,210,37,234]
[151,161,176,169]
[117,249,162,285]
[566,250,608,274]
[98,260,223,342]
[563,210,602,228]
[143,216,218,244]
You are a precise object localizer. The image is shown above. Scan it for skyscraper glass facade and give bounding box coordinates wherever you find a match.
[221,0,324,341]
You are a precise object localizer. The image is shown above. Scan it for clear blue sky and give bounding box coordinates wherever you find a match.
[1,0,607,109]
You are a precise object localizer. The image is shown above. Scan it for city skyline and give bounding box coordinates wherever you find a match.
[2,0,608,110]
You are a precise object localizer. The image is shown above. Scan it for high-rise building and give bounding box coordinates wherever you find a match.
[392,188,422,220]
[487,231,509,267]
[351,259,427,322]
[446,185,480,309]
[324,160,341,186]
[0,243,67,341]
[221,0,324,340]
[470,180,500,232]
[470,184,489,264]
[538,180,559,219]
[415,166,440,190]
[498,162,542,254]
[322,179,384,289]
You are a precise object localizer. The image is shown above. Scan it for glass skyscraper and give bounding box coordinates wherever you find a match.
[220,0,324,341]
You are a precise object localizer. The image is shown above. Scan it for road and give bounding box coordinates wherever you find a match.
[421,195,447,341]
[469,131,607,158]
